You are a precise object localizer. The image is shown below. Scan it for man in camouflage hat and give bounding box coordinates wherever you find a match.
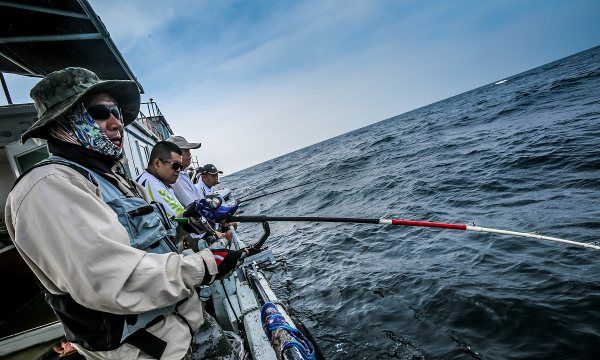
[5,67,246,359]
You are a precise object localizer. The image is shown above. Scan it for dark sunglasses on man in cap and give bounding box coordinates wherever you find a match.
[159,158,184,171]
[85,104,123,121]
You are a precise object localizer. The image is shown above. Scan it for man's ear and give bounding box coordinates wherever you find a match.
[151,158,161,170]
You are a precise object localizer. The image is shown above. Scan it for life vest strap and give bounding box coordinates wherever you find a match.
[124,328,167,359]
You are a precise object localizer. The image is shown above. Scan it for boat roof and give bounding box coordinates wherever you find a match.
[0,0,143,93]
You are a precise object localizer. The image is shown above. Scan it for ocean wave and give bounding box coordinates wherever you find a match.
[226,46,600,359]
[549,69,600,91]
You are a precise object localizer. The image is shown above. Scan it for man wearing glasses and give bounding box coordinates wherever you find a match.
[5,68,240,359]
[136,141,187,216]
[164,137,233,249]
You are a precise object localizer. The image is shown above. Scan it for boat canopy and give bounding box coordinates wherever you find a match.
[0,0,143,93]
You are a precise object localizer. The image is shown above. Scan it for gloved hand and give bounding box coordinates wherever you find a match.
[210,247,262,280]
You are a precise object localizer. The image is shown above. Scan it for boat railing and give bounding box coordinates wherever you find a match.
[134,99,173,140]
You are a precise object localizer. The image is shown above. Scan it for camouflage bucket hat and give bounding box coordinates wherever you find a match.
[22,67,140,142]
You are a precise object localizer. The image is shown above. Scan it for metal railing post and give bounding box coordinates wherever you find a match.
[0,72,13,104]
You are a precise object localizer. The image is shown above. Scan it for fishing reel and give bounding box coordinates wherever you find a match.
[176,213,219,238]
[183,196,239,228]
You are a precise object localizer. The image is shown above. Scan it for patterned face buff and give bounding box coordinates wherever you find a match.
[50,103,124,158]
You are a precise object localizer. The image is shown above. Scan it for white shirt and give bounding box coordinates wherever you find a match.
[195,180,213,199]
[136,171,185,216]
[172,172,202,207]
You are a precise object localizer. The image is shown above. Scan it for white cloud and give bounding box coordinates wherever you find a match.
[31,0,598,176]
[89,0,178,52]
[161,40,492,174]
[4,0,596,168]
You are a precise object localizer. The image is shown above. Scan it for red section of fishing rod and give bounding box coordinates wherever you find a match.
[384,219,467,230]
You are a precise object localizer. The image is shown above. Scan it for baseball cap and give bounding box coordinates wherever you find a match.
[200,164,223,175]
[166,135,201,149]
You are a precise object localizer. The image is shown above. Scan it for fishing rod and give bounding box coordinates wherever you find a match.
[228,215,600,251]
[237,179,323,203]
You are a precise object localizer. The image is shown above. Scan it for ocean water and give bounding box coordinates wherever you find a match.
[225,46,600,359]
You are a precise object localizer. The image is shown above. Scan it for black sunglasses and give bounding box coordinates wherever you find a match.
[85,104,123,121]
[159,158,184,171]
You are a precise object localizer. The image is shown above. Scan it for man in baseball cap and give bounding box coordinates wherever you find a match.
[167,135,201,150]
[166,135,202,207]
[194,163,238,246]
[196,163,223,198]
[165,139,237,250]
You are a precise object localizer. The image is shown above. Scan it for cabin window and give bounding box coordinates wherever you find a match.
[15,146,49,174]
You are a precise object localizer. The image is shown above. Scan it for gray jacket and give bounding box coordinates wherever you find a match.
[5,163,218,359]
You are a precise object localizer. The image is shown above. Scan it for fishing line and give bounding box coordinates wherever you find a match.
[237,179,325,203]
[234,175,301,198]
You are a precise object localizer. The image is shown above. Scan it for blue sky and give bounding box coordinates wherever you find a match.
[3,0,599,173]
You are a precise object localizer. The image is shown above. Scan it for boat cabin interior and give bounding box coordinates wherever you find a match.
[0,103,60,359]
[0,1,148,356]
